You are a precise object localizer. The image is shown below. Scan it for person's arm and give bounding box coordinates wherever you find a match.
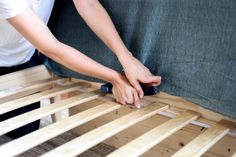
[73,0,161,98]
[7,8,140,107]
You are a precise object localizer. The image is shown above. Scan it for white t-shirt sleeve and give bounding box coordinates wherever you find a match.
[0,0,28,19]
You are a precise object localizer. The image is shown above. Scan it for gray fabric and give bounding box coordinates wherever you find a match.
[45,0,236,118]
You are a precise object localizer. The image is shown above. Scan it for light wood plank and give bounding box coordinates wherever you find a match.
[232,152,236,157]
[71,94,236,157]
[172,123,229,157]
[107,111,199,157]
[154,92,236,123]
[0,101,121,157]
[0,82,85,115]
[0,90,101,135]
[0,65,51,89]
[74,83,236,132]
[0,78,65,103]
[41,102,169,157]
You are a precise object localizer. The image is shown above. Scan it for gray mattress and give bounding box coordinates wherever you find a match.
[45,0,236,118]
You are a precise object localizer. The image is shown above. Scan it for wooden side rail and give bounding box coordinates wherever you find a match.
[0,65,235,157]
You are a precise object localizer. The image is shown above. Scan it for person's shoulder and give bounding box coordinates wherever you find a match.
[0,0,28,19]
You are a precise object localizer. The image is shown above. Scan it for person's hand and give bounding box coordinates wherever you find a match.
[119,52,162,98]
[111,74,141,108]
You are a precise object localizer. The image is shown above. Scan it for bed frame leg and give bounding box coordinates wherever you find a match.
[50,74,70,122]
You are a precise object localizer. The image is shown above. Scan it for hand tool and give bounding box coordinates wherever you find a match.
[100,83,159,96]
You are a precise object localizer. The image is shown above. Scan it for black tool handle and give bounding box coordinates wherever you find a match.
[100,83,159,96]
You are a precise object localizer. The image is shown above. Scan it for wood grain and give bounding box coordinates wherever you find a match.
[41,102,169,157]
[107,111,199,157]
[0,82,85,115]
[0,90,101,135]
[0,101,121,157]
[172,123,229,157]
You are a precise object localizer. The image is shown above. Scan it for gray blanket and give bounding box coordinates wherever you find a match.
[45,0,236,118]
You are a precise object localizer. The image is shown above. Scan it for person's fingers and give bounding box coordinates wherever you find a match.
[125,88,135,104]
[144,67,151,74]
[112,89,124,105]
[130,80,144,98]
[132,89,140,108]
[141,76,161,84]
[119,99,126,105]
[125,94,133,104]
[114,88,129,105]
[114,94,121,104]
[120,92,126,105]
[152,82,160,86]
[142,76,161,87]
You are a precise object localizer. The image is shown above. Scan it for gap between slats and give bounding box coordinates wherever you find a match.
[0,82,87,115]
[0,90,101,136]
[172,123,229,157]
[107,111,199,157]
[41,102,169,157]
[0,101,121,157]
[0,78,65,104]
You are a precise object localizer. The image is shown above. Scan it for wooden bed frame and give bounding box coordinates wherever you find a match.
[0,65,235,157]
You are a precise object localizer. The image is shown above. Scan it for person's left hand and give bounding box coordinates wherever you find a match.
[119,52,162,98]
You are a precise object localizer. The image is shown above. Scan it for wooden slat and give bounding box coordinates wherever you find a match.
[0,82,84,115]
[0,101,121,157]
[147,95,236,133]
[0,90,101,136]
[232,152,236,157]
[41,102,169,157]
[107,111,199,157]
[172,123,229,157]
[0,65,51,89]
[0,78,65,104]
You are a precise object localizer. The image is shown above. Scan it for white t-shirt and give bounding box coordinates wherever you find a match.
[0,0,55,67]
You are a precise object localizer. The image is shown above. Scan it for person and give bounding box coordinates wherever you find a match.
[0,0,161,138]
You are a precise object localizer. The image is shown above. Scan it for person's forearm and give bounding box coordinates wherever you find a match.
[8,8,121,84]
[49,42,122,83]
[73,0,132,61]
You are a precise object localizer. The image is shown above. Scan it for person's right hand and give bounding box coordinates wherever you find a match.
[119,53,161,98]
[111,74,140,108]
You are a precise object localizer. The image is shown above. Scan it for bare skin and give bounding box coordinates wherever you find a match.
[73,0,162,98]
[7,0,161,107]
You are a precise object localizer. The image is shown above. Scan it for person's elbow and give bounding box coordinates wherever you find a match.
[37,39,62,58]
